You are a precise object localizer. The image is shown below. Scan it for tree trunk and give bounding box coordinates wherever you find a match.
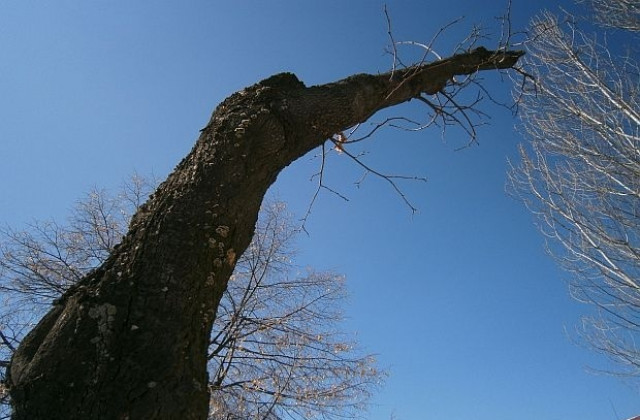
[7,47,523,419]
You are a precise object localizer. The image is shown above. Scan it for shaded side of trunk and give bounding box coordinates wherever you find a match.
[7,47,522,420]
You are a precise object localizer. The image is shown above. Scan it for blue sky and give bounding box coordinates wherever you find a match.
[0,1,637,419]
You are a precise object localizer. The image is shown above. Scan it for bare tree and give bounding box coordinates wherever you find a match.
[209,202,381,420]
[5,18,524,417]
[0,176,150,303]
[0,182,382,420]
[581,0,640,32]
[510,2,640,377]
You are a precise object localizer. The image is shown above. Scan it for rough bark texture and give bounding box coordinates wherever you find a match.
[7,47,523,419]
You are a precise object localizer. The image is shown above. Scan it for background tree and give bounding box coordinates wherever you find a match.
[580,0,640,32]
[208,201,381,419]
[0,180,382,420]
[5,17,523,416]
[510,0,640,377]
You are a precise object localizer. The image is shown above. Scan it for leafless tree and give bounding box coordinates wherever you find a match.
[209,202,381,420]
[0,176,150,303]
[0,180,382,420]
[4,12,523,416]
[581,0,640,32]
[510,1,640,377]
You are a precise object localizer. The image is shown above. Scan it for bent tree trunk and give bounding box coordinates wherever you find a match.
[8,47,523,419]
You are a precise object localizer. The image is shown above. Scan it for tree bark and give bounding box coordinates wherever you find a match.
[7,47,523,419]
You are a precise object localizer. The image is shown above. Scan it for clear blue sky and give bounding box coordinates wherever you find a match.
[0,1,637,419]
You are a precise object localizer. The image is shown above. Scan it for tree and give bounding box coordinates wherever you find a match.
[510,0,640,377]
[208,202,380,419]
[580,0,640,32]
[0,181,382,420]
[5,29,524,418]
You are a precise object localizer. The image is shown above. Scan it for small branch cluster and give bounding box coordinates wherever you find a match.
[304,6,524,220]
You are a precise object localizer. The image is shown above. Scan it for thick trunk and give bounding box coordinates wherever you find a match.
[7,47,522,419]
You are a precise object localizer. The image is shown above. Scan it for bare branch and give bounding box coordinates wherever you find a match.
[329,138,426,214]
[384,4,399,79]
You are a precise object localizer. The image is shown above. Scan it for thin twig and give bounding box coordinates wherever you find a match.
[300,144,349,233]
[329,139,426,214]
[384,4,398,80]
